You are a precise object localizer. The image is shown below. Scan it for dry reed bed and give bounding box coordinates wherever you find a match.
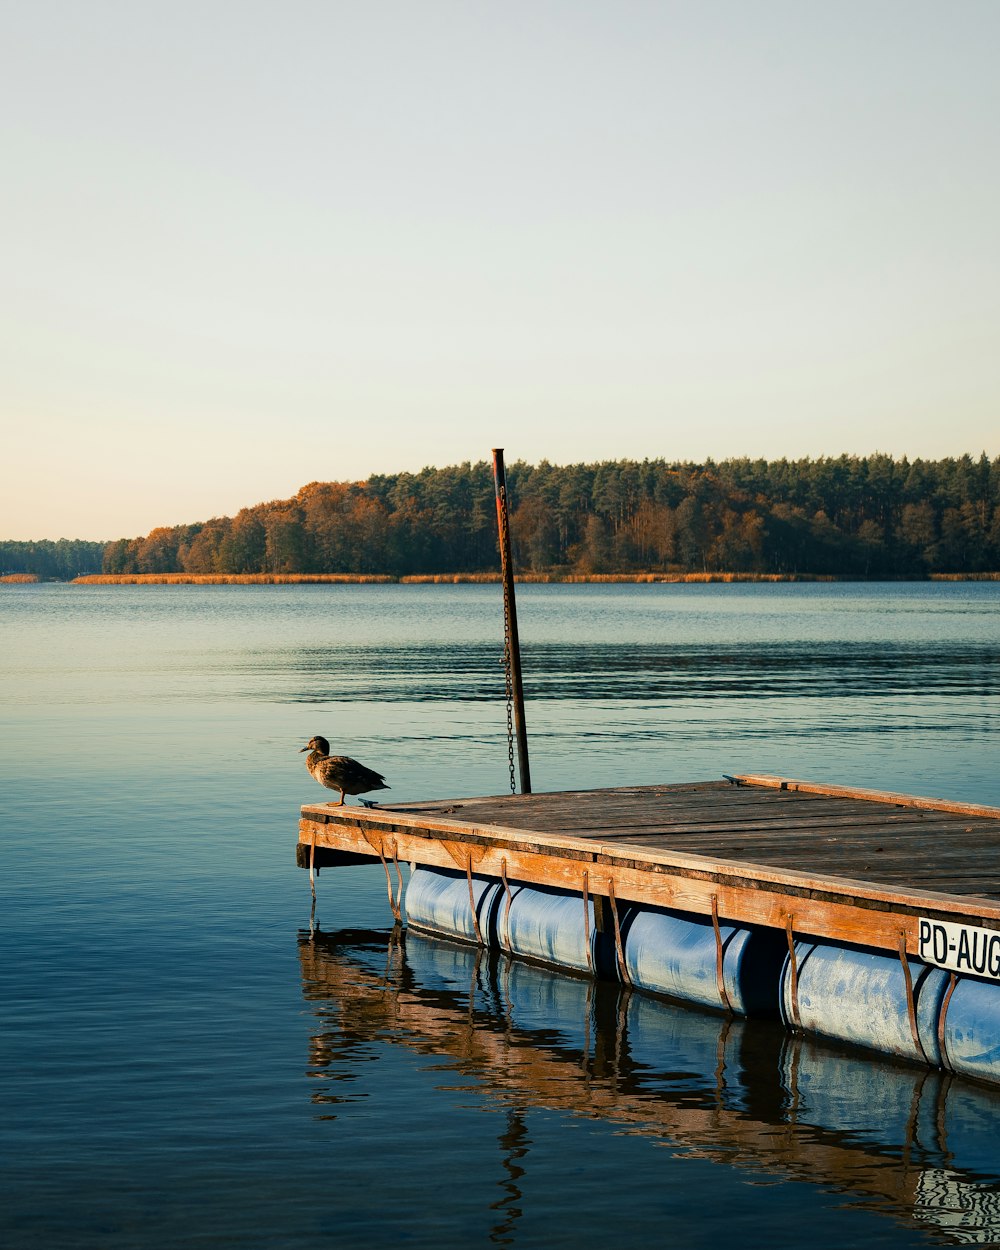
[404,572,842,583]
[73,573,394,585]
[0,573,39,583]
[69,571,876,586]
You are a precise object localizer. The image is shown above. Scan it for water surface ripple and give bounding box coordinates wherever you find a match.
[2,582,999,1249]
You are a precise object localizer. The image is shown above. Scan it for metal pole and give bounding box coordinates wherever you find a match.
[492,449,531,794]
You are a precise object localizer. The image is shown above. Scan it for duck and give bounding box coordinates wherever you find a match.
[300,735,390,806]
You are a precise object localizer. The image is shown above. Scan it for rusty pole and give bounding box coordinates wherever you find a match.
[492,449,531,794]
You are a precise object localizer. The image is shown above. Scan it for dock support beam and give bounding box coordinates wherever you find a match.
[492,448,531,794]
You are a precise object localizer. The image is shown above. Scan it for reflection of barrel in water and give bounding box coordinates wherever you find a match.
[778,1036,1000,1244]
[404,866,788,1012]
[299,926,1000,1246]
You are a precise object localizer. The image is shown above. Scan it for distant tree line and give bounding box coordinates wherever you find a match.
[0,539,106,580]
[93,454,1000,580]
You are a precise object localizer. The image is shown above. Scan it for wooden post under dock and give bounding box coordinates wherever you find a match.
[298,774,1000,960]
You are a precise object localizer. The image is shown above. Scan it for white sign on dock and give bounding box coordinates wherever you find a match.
[919,918,1000,982]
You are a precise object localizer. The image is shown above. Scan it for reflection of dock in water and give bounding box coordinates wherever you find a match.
[299,927,1000,1246]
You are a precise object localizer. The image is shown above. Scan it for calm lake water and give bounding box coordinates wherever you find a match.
[2,581,999,1249]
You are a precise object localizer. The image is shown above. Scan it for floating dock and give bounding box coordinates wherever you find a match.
[298,774,1000,1084]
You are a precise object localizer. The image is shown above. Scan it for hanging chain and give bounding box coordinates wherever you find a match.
[497,485,518,794]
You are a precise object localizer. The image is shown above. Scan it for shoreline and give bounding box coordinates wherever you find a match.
[54,570,1000,585]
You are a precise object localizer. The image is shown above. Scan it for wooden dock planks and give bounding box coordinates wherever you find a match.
[298,774,1000,957]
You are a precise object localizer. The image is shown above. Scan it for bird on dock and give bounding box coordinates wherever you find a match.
[300,735,390,806]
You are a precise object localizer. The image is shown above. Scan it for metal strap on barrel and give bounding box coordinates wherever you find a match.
[898,932,928,1064]
[582,871,593,973]
[937,972,958,1072]
[467,855,484,945]
[500,857,513,950]
[608,879,630,985]
[376,840,401,922]
[390,840,404,921]
[359,828,399,922]
[785,915,801,1028]
[711,895,732,1014]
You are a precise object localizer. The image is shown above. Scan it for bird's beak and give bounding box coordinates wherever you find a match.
[299,746,309,753]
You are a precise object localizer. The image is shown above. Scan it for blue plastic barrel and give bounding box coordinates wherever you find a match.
[939,975,1000,1085]
[781,939,949,1066]
[499,882,615,977]
[622,905,786,1016]
[404,866,503,944]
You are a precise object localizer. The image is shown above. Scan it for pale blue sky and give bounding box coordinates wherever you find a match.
[3,0,998,540]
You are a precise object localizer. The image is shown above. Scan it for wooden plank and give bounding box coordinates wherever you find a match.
[504,806,957,838]
[630,854,1000,885]
[623,837,999,869]
[731,773,1000,820]
[370,784,854,824]
[335,785,992,841]
[512,810,955,840]
[616,822,1000,855]
[684,822,1000,849]
[584,814,971,842]
[398,780,977,818]
[294,844,374,870]
[901,874,1000,891]
[375,779,735,812]
[395,788,867,816]
[309,800,916,841]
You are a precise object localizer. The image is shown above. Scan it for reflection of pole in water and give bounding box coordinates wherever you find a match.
[489,1108,530,1246]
